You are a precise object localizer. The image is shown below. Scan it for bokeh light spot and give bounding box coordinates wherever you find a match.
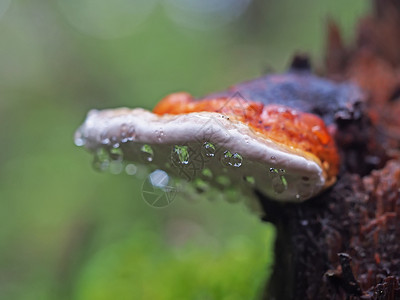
[57,0,157,39]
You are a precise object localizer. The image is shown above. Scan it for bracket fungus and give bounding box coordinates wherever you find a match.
[75,59,362,203]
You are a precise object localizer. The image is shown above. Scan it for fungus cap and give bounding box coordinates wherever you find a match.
[76,93,339,202]
[74,71,362,202]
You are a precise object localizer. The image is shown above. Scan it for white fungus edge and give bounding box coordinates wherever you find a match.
[77,108,326,202]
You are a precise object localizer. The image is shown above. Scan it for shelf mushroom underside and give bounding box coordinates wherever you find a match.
[76,108,327,202]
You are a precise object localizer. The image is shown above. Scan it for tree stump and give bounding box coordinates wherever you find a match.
[261,0,400,299]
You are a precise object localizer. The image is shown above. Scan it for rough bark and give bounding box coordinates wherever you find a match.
[260,0,400,299]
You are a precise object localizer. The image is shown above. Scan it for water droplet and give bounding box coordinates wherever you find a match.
[202,142,216,157]
[110,136,119,148]
[281,175,288,187]
[270,168,286,174]
[272,176,287,194]
[155,129,165,142]
[120,123,128,138]
[171,145,189,165]
[109,147,123,161]
[295,194,301,200]
[269,167,288,194]
[270,167,278,174]
[222,150,243,167]
[231,153,242,167]
[127,126,135,139]
[221,150,232,166]
[120,124,129,143]
[92,148,110,172]
[74,129,86,147]
[121,125,136,143]
[141,144,154,162]
[125,164,137,175]
[74,138,85,147]
[270,156,276,162]
[100,132,110,145]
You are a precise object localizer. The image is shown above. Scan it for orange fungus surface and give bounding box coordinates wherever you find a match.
[153,92,339,182]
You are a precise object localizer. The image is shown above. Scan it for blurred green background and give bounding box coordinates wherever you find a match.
[0,1,368,299]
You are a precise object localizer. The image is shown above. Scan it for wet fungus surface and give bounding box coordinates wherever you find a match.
[75,68,362,203]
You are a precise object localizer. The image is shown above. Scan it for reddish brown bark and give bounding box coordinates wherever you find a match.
[262,0,400,299]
